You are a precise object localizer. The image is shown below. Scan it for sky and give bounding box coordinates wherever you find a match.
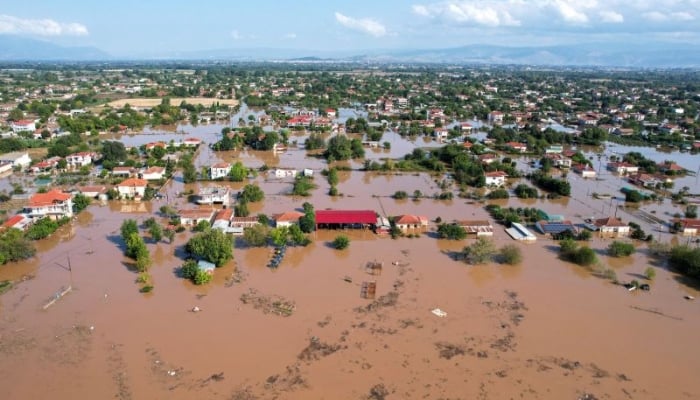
[1,0,699,56]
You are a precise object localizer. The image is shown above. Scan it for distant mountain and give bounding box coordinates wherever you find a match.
[158,43,700,68]
[1,36,698,68]
[374,43,700,68]
[0,36,110,61]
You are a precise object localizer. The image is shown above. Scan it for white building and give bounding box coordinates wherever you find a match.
[484,171,508,187]
[116,178,148,199]
[10,120,35,133]
[65,152,98,168]
[0,151,31,169]
[24,190,74,219]
[140,166,166,180]
[269,168,298,179]
[210,162,231,180]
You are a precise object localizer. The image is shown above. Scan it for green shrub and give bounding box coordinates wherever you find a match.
[607,241,635,257]
[332,235,350,250]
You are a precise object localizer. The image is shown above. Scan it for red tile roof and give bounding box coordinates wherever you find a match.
[395,215,422,225]
[274,211,304,222]
[594,217,626,227]
[215,208,233,221]
[315,210,376,225]
[29,190,71,207]
[117,178,148,187]
[3,215,25,228]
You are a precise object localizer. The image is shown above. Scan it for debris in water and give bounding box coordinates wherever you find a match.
[431,308,447,317]
[191,306,201,313]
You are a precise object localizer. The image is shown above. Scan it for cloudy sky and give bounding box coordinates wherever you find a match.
[1,0,698,55]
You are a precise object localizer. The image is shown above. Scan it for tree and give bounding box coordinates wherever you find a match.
[121,219,138,242]
[607,241,635,257]
[393,190,408,199]
[292,175,316,196]
[102,141,128,163]
[269,226,289,247]
[327,168,339,186]
[181,259,199,280]
[164,229,175,244]
[0,228,36,264]
[186,229,233,266]
[72,194,91,213]
[461,237,497,264]
[8,108,24,121]
[669,245,700,278]
[685,205,698,219]
[332,235,350,250]
[288,224,310,246]
[625,190,643,203]
[299,202,315,233]
[572,246,597,266]
[498,244,522,265]
[241,225,268,248]
[235,200,250,217]
[25,217,60,240]
[239,184,264,202]
[436,223,467,240]
[125,232,148,259]
[149,223,163,242]
[229,161,248,182]
[194,220,211,232]
[514,184,538,199]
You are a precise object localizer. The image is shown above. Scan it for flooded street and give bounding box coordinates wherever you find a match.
[1,122,700,399]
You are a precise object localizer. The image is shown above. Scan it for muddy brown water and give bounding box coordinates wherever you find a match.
[1,124,700,399]
[2,169,700,399]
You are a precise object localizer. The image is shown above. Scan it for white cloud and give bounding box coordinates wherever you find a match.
[335,12,387,37]
[643,11,669,21]
[671,11,695,21]
[412,1,521,27]
[412,5,431,17]
[0,14,88,36]
[549,0,589,24]
[599,10,624,23]
[284,32,297,39]
[230,30,242,40]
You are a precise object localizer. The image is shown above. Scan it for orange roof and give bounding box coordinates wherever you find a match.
[215,208,233,221]
[274,211,304,222]
[179,208,215,219]
[29,190,71,207]
[594,217,626,227]
[117,178,148,187]
[3,215,25,228]
[484,171,508,177]
[395,215,422,225]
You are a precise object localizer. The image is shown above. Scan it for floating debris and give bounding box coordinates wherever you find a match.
[431,308,447,318]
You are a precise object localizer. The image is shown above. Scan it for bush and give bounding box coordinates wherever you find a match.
[607,241,635,257]
[393,190,408,199]
[292,175,316,196]
[498,244,522,265]
[461,237,497,264]
[186,229,234,266]
[486,188,509,199]
[25,217,60,240]
[559,239,598,266]
[238,184,264,203]
[514,184,538,199]
[644,267,656,280]
[436,223,467,240]
[332,235,350,250]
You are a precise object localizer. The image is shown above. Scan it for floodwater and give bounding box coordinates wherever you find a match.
[1,121,700,399]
